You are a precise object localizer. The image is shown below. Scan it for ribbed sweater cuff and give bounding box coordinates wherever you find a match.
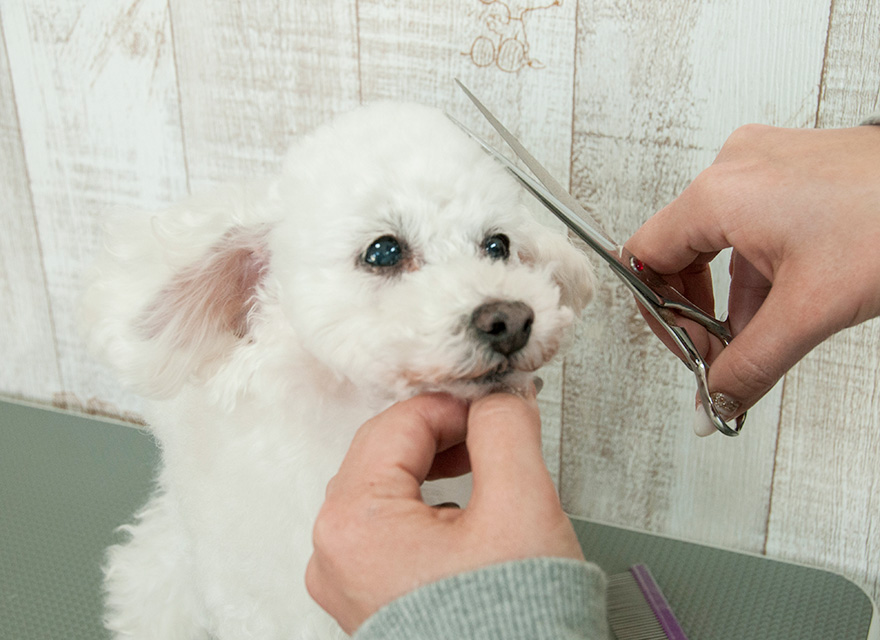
[353,557,609,640]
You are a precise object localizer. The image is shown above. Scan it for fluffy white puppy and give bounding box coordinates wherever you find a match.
[83,102,594,640]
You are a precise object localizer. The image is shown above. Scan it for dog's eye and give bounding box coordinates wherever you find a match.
[364,235,403,267]
[482,233,510,261]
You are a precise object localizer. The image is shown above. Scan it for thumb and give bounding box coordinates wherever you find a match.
[706,277,826,419]
[464,390,584,562]
[465,391,557,507]
[328,393,470,501]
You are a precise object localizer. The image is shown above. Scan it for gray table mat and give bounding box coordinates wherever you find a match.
[1,398,875,639]
[1,400,159,640]
[572,517,875,639]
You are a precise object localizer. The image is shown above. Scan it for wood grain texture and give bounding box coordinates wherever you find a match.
[816,0,880,128]
[0,20,61,402]
[766,0,880,604]
[1,0,186,416]
[357,0,581,483]
[769,323,880,604]
[561,0,831,553]
[168,0,361,192]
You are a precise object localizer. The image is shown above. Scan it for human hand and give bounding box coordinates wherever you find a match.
[626,123,880,430]
[305,390,584,634]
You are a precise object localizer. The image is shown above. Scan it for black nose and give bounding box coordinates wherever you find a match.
[471,301,534,356]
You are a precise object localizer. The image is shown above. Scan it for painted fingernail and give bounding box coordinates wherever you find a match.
[710,392,742,420]
[694,392,742,436]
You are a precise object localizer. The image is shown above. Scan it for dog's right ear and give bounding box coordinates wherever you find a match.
[83,215,271,398]
[516,222,595,313]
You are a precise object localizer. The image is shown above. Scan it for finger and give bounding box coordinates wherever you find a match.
[632,255,719,363]
[626,194,728,366]
[625,186,729,276]
[330,394,469,500]
[676,260,717,318]
[635,301,716,365]
[465,392,557,507]
[706,273,828,416]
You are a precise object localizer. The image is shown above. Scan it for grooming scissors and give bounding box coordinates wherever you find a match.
[452,80,745,436]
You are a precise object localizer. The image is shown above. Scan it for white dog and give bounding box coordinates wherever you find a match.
[82,102,594,640]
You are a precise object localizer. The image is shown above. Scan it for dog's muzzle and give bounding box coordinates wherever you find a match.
[471,301,534,356]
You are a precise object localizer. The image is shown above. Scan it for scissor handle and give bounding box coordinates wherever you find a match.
[616,248,731,342]
[665,323,745,436]
[617,248,746,436]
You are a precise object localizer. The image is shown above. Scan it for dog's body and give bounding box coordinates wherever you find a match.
[83,103,593,639]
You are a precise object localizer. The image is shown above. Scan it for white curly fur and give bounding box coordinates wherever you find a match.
[82,102,595,640]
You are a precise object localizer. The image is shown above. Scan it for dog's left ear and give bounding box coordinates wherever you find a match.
[518,224,595,313]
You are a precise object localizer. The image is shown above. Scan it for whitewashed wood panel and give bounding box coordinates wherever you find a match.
[1,0,187,419]
[356,0,580,483]
[766,0,880,604]
[561,0,831,553]
[168,0,361,193]
[815,0,880,128]
[769,322,880,604]
[0,20,61,402]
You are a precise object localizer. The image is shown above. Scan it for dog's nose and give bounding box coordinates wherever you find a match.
[471,301,534,356]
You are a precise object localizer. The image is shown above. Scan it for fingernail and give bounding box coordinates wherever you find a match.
[710,392,742,420]
[693,392,742,436]
[533,376,544,395]
[693,404,716,437]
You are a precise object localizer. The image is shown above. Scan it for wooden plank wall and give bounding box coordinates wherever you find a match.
[1,0,878,604]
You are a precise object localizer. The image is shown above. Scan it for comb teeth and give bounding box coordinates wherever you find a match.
[606,564,689,640]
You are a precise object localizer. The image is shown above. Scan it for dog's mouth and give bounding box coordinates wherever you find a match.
[463,356,531,387]
[398,352,543,400]
[400,328,559,398]
[470,359,511,383]
[455,358,538,396]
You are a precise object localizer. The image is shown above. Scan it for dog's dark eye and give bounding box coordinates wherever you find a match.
[364,235,403,267]
[483,233,510,261]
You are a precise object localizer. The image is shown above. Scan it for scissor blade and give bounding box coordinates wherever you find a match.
[455,79,618,253]
[448,114,630,268]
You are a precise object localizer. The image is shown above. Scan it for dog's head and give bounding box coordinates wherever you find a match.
[83,103,593,402]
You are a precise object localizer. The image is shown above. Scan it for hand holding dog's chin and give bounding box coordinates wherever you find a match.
[305,390,584,634]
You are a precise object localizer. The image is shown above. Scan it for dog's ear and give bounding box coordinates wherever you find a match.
[518,224,595,313]
[83,217,271,398]
[137,225,270,387]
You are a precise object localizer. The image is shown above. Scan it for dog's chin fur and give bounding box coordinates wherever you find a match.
[82,101,594,640]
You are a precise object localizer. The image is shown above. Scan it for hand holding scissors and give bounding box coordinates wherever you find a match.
[454,82,880,436]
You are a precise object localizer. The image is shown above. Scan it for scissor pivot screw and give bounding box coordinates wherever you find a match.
[630,257,645,272]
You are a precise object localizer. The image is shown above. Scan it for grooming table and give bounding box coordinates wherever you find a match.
[1,398,876,640]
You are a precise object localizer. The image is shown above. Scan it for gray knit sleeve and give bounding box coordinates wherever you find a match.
[861,113,880,126]
[352,558,609,640]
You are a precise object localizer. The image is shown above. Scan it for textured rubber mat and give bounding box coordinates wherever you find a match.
[0,399,159,640]
[573,518,876,639]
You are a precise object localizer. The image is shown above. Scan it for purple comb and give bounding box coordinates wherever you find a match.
[606,564,689,640]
